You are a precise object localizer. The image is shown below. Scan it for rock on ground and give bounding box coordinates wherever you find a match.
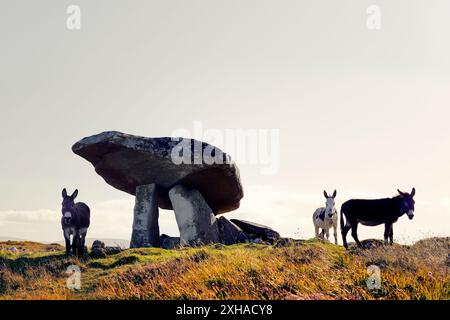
[230,219,281,243]
[91,240,122,258]
[160,234,180,249]
[217,216,248,245]
[92,240,105,249]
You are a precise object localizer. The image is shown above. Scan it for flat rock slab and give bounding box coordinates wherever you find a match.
[230,219,281,242]
[72,131,243,214]
[160,234,180,250]
[217,216,248,245]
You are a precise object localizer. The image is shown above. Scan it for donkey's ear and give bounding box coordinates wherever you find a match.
[332,190,337,198]
[410,188,416,197]
[323,190,329,198]
[71,189,78,199]
[397,189,406,197]
[62,188,67,198]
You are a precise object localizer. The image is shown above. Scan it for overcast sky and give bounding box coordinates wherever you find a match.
[0,0,449,243]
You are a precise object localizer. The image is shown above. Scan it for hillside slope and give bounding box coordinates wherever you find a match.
[0,238,448,300]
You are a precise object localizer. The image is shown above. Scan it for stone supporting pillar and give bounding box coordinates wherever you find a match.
[168,184,220,246]
[130,184,160,248]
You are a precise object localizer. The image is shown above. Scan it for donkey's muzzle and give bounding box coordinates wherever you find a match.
[63,211,73,225]
[407,210,414,220]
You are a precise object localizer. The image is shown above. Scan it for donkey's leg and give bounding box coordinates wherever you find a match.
[78,229,87,258]
[314,225,320,238]
[341,225,351,249]
[389,225,394,245]
[320,229,325,240]
[72,232,79,257]
[65,238,71,256]
[333,223,338,245]
[325,228,330,241]
[77,234,83,258]
[384,223,392,245]
[351,223,362,247]
[64,229,71,256]
[82,233,87,255]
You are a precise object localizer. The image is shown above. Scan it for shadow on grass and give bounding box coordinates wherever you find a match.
[88,255,140,269]
[0,252,81,277]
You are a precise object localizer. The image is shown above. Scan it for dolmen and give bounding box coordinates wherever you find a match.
[72,131,244,248]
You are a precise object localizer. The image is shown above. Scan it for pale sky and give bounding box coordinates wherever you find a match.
[0,1,449,243]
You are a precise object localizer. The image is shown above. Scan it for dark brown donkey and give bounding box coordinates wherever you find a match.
[340,188,416,249]
[61,188,90,257]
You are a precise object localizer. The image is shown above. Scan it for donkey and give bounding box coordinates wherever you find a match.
[61,188,90,257]
[312,190,338,244]
[340,188,416,249]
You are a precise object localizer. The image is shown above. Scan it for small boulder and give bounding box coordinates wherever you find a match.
[217,216,248,245]
[160,234,180,250]
[90,240,109,258]
[251,238,265,244]
[90,245,122,258]
[346,239,385,250]
[92,240,105,249]
[230,219,280,243]
[274,237,296,248]
[7,247,20,254]
[90,248,106,258]
[361,239,385,249]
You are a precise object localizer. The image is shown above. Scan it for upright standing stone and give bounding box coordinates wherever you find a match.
[169,184,220,246]
[130,184,160,248]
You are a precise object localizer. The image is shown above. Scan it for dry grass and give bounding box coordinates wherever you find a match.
[0,238,448,300]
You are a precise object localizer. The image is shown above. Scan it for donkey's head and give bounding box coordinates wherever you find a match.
[398,188,416,220]
[323,190,337,218]
[61,188,78,224]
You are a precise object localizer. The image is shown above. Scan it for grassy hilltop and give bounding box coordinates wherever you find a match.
[0,238,448,300]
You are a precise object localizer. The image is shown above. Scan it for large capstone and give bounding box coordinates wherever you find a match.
[130,184,160,248]
[72,131,243,214]
[169,184,220,245]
